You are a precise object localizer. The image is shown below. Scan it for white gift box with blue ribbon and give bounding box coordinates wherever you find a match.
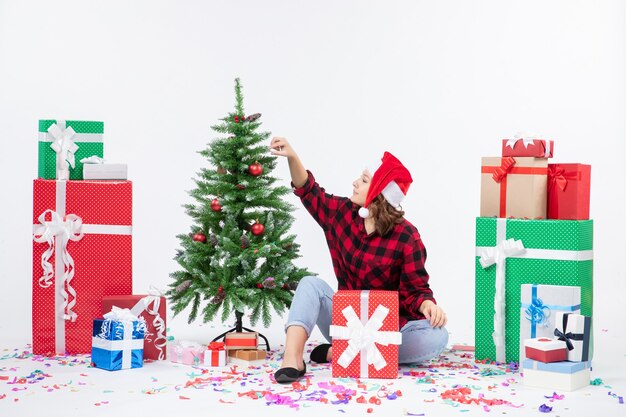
[522,359,591,391]
[519,284,581,368]
[92,307,146,371]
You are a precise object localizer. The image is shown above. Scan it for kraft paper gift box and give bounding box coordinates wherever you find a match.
[522,359,591,391]
[83,163,128,180]
[224,332,258,350]
[204,342,227,367]
[475,217,593,364]
[524,337,568,363]
[329,290,402,379]
[554,312,592,362]
[227,349,267,361]
[102,294,167,360]
[547,164,591,220]
[501,138,554,158]
[91,308,145,371]
[32,179,133,355]
[169,340,204,366]
[480,156,548,219]
[519,284,581,366]
[38,120,104,180]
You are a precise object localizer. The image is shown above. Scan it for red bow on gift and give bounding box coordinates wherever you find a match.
[492,157,516,183]
[548,166,568,191]
[208,341,225,351]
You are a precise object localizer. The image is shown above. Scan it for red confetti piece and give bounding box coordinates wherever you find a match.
[440,387,521,407]
[451,344,475,351]
[0,376,9,380]
[179,396,191,400]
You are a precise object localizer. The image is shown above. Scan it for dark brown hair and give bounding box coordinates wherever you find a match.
[367,194,405,236]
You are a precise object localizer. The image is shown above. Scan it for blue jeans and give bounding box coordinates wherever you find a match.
[285,276,449,364]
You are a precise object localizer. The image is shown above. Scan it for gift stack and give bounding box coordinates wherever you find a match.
[102,293,168,361]
[329,290,403,379]
[32,119,134,356]
[225,332,267,362]
[522,308,592,391]
[474,135,593,380]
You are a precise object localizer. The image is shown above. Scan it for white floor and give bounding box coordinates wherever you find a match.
[1,325,624,417]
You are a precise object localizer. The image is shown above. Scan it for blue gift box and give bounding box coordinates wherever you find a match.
[92,318,145,371]
[522,359,591,373]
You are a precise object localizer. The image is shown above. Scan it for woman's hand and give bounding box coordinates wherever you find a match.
[419,300,447,328]
[269,136,308,188]
[269,137,296,159]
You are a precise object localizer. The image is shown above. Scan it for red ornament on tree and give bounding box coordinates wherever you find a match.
[256,283,263,289]
[248,162,263,177]
[192,232,207,243]
[236,184,245,190]
[218,286,223,292]
[251,221,265,236]
[234,115,241,123]
[211,198,222,212]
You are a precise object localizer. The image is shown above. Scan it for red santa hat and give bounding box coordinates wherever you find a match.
[358,151,413,218]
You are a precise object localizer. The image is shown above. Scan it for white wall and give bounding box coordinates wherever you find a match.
[1,0,624,347]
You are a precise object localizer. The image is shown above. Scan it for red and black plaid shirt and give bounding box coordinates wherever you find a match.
[294,171,435,328]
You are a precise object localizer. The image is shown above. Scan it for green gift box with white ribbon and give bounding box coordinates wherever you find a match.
[474,217,593,364]
[38,119,104,180]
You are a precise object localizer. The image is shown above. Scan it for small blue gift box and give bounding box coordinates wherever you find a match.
[92,317,145,371]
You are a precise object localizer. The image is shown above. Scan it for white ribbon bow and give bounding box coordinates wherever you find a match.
[33,209,84,322]
[478,238,526,362]
[330,305,402,372]
[48,121,79,180]
[104,306,138,322]
[505,132,539,150]
[80,155,105,164]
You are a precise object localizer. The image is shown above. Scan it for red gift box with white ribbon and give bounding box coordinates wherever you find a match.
[32,179,132,355]
[330,290,402,379]
[502,137,554,158]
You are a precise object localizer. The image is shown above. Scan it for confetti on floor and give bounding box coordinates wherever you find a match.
[1,342,624,415]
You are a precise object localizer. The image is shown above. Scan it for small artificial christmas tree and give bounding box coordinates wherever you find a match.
[168,78,313,331]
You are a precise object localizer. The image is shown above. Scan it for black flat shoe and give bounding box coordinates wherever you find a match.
[274,361,306,383]
[310,343,332,364]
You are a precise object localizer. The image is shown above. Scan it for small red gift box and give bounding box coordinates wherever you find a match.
[330,290,402,379]
[32,180,132,355]
[524,337,568,363]
[502,138,554,158]
[204,342,227,367]
[224,332,258,350]
[547,164,591,220]
[102,294,167,360]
